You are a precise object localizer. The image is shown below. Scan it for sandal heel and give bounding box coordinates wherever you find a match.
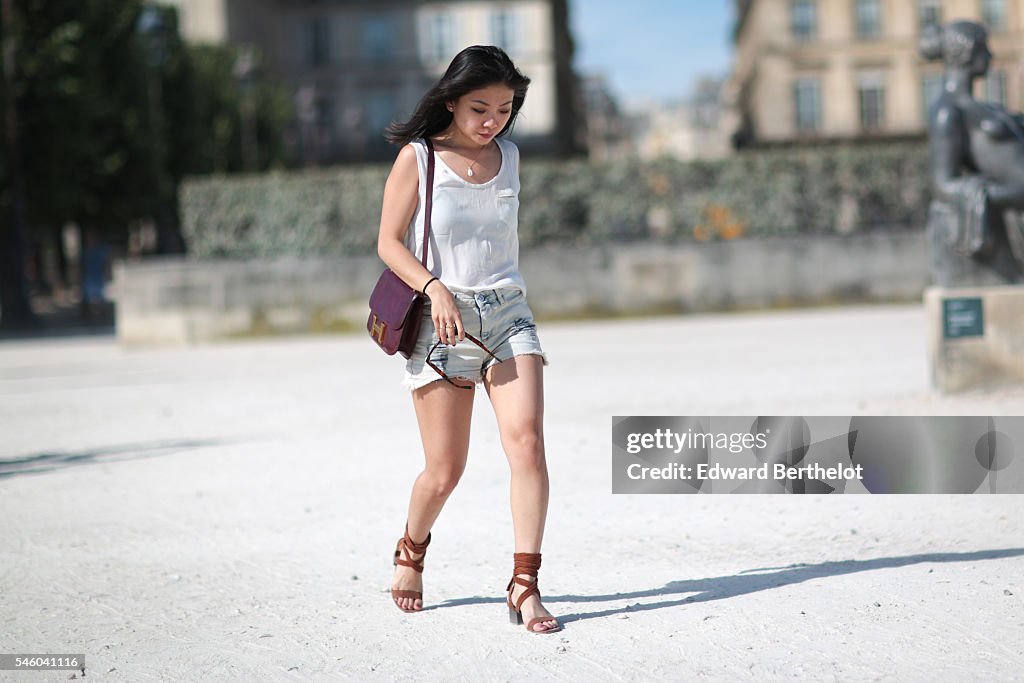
[509,607,523,625]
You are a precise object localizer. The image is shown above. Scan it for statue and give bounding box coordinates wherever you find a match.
[921,21,1024,286]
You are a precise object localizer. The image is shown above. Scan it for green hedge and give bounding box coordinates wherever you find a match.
[180,142,930,258]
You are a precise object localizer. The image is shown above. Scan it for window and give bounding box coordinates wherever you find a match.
[365,91,397,136]
[981,0,1006,33]
[859,75,886,131]
[921,73,944,122]
[794,78,821,132]
[490,10,518,53]
[791,1,816,42]
[302,16,330,66]
[918,0,941,31]
[361,15,396,63]
[855,0,881,39]
[424,13,454,63]
[985,69,1006,106]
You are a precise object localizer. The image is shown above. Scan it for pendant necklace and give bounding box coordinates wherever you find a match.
[465,144,488,178]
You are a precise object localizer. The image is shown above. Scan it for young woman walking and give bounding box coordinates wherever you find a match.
[376,45,560,634]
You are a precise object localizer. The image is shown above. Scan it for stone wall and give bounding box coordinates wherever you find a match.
[114,232,929,346]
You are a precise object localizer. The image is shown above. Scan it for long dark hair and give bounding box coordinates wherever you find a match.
[385,45,530,146]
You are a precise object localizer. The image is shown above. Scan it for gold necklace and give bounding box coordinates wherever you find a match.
[465,143,489,178]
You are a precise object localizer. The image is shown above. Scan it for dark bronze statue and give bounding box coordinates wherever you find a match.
[921,21,1024,285]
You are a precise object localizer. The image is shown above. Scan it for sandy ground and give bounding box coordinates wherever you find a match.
[1,303,1022,682]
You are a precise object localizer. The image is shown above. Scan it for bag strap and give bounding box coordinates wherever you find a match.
[421,138,436,268]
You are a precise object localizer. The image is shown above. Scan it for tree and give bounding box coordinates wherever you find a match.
[0,0,35,327]
[0,0,291,328]
[170,42,293,176]
[1,0,151,328]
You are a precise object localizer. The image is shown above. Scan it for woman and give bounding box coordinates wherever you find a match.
[921,21,1024,283]
[376,46,560,634]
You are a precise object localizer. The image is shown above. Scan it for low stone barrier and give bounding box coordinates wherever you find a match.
[114,232,929,346]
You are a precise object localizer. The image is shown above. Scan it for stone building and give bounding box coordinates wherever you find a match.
[727,0,1024,146]
[631,78,734,161]
[165,0,583,163]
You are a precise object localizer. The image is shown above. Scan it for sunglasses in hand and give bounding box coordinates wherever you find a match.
[425,332,498,390]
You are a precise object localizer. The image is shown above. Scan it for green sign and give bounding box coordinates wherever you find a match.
[943,298,984,339]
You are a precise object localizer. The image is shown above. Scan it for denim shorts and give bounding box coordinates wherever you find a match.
[402,287,548,391]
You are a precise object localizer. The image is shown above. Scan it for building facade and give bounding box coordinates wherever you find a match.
[166,0,582,163]
[630,79,734,161]
[579,74,633,162]
[728,0,1024,146]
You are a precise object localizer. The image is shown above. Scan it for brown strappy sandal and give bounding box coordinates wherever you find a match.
[506,552,562,634]
[391,524,431,612]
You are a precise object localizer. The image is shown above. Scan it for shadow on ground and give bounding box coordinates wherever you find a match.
[432,548,1024,623]
[0,437,248,479]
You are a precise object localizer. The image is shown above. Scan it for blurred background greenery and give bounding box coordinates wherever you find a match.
[0,0,291,327]
[182,142,928,259]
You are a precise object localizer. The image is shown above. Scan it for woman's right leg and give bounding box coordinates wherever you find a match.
[392,379,476,611]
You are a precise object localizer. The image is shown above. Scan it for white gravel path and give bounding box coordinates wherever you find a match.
[1,304,1022,682]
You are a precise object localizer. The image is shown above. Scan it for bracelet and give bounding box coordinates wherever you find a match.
[421,277,439,296]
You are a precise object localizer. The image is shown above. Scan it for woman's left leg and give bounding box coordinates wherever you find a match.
[484,353,559,632]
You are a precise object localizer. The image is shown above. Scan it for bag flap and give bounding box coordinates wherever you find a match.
[369,270,421,329]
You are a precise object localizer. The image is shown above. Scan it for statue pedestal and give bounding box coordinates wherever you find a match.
[926,285,1024,392]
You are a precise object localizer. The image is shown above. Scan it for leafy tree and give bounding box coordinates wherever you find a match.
[174,43,292,175]
[1,0,152,327]
[0,0,292,328]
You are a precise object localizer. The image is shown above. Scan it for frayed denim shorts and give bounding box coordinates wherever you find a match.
[402,287,548,391]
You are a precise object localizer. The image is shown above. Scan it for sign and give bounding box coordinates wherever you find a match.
[943,297,984,339]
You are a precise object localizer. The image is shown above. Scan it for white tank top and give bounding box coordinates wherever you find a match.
[404,137,526,294]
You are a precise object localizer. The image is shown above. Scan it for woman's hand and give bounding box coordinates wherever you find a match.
[427,281,465,346]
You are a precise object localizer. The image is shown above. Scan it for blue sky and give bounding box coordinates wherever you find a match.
[569,1,736,104]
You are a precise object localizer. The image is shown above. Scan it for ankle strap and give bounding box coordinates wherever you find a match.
[512,552,542,577]
[507,552,543,611]
[403,524,431,554]
[394,524,431,573]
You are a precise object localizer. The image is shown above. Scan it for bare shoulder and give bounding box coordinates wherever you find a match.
[393,142,420,172]
[379,143,422,238]
[387,143,421,187]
